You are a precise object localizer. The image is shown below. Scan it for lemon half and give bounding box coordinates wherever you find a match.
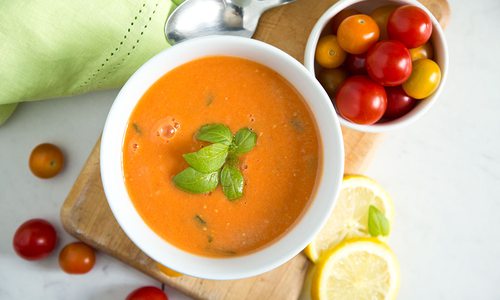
[311,238,400,300]
[305,175,394,262]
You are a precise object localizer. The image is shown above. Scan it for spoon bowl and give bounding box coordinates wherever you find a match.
[165,0,296,44]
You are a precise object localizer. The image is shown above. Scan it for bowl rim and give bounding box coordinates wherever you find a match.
[304,0,449,133]
[100,35,344,280]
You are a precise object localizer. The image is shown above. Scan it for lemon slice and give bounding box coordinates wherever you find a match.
[305,175,394,262]
[156,263,183,277]
[311,238,399,300]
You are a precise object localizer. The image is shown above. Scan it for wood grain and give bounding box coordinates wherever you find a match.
[61,1,449,299]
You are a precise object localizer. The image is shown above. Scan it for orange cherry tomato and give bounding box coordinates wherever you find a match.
[317,68,348,95]
[409,42,434,61]
[59,242,96,274]
[370,5,398,40]
[315,35,347,68]
[331,8,360,34]
[337,14,380,54]
[29,143,64,179]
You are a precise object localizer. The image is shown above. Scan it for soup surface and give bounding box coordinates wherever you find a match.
[123,56,321,257]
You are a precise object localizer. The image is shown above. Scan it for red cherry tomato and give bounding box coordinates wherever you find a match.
[126,286,168,300]
[366,40,412,86]
[59,242,96,274]
[387,5,433,48]
[13,219,57,260]
[383,86,417,120]
[335,76,387,125]
[345,53,367,75]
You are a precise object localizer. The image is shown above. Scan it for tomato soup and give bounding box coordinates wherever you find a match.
[123,56,321,257]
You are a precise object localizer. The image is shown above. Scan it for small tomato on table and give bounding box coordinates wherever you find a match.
[59,242,96,274]
[13,219,57,260]
[29,143,64,179]
[126,286,168,300]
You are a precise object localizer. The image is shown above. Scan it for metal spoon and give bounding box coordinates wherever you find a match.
[165,0,296,45]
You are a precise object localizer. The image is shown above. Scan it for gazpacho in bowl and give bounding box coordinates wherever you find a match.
[101,36,344,279]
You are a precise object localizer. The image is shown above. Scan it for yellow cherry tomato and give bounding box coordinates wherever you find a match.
[315,35,347,68]
[370,5,398,40]
[409,42,434,61]
[317,68,348,95]
[402,59,441,99]
[337,14,380,54]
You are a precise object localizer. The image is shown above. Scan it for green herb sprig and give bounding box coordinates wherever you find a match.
[173,124,257,200]
[367,205,390,237]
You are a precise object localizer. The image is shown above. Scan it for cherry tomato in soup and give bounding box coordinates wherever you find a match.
[370,5,398,40]
[409,42,434,61]
[337,14,380,54]
[13,219,57,260]
[331,8,360,34]
[384,86,417,120]
[388,5,432,48]
[366,40,412,86]
[345,53,367,75]
[29,143,64,179]
[315,35,346,68]
[402,58,441,99]
[335,75,387,125]
[126,286,168,300]
[317,68,348,95]
[59,242,96,274]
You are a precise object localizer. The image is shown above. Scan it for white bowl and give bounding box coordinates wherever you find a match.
[100,36,344,280]
[304,0,449,133]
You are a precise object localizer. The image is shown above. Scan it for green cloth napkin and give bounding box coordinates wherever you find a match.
[0,0,183,125]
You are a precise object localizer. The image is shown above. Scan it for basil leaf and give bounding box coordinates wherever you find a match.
[232,128,257,155]
[225,153,239,167]
[183,143,228,173]
[173,167,218,194]
[196,124,232,146]
[368,205,390,237]
[220,164,244,201]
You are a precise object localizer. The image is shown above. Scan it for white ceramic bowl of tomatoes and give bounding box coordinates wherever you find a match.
[305,0,448,132]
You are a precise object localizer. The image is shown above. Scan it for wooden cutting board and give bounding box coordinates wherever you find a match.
[61,1,449,299]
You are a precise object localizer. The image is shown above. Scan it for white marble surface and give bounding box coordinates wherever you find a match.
[1,0,499,299]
